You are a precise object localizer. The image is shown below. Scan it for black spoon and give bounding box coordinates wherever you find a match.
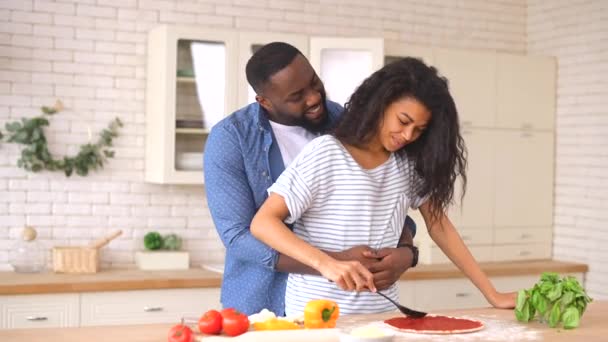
[376,291,427,318]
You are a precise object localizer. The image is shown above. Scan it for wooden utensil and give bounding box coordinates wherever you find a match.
[89,230,123,249]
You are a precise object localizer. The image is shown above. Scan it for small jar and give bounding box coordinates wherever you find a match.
[9,226,47,273]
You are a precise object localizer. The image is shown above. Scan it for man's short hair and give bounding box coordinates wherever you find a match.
[245,42,303,94]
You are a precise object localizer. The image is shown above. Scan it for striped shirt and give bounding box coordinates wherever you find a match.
[268,135,426,316]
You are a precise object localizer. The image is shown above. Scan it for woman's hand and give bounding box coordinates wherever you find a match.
[318,259,377,292]
[488,291,517,309]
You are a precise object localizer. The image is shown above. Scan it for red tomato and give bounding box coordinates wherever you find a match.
[220,307,237,318]
[222,310,250,337]
[198,309,222,335]
[168,324,193,342]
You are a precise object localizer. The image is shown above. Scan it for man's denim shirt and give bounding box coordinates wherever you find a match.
[203,100,342,315]
[203,100,416,315]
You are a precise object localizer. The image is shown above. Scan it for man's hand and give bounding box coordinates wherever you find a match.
[364,247,414,291]
[328,245,380,270]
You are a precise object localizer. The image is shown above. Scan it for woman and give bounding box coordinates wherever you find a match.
[251,57,516,315]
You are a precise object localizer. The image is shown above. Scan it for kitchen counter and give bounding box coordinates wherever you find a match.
[0,260,587,295]
[1,301,605,341]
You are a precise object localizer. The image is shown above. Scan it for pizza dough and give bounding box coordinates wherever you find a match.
[384,315,484,334]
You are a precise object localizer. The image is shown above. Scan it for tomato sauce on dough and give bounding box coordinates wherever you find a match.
[384,316,482,331]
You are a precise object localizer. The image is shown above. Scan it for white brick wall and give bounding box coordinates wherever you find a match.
[0,0,528,270]
[528,0,608,300]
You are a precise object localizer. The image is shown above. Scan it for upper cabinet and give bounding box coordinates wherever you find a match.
[309,37,384,106]
[146,25,238,184]
[496,54,556,130]
[434,49,496,128]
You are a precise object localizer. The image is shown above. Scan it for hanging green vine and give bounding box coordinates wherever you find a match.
[0,101,123,177]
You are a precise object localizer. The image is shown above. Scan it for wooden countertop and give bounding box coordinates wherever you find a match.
[0,260,588,295]
[1,301,605,341]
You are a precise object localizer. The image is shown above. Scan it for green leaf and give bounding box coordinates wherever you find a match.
[562,306,580,329]
[549,303,561,328]
[561,291,574,308]
[539,281,553,295]
[5,121,22,132]
[537,295,549,316]
[516,289,527,312]
[528,299,536,320]
[41,106,57,115]
[547,283,563,302]
[541,272,559,283]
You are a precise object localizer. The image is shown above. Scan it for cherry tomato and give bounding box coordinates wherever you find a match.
[198,309,223,335]
[168,324,193,342]
[222,310,250,337]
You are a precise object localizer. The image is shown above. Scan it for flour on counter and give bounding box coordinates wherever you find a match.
[358,315,541,341]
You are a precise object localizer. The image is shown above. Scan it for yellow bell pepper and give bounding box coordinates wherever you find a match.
[304,299,340,329]
[253,318,302,331]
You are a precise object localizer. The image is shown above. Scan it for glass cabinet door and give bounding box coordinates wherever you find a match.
[309,37,383,106]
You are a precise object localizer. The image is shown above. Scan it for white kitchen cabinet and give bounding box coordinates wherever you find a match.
[146,25,238,185]
[493,131,554,228]
[309,37,384,106]
[80,288,221,326]
[0,294,79,329]
[237,32,309,107]
[448,129,495,229]
[493,244,552,262]
[411,278,487,311]
[496,54,556,130]
[434,48,496,128]
[401,272,584,312]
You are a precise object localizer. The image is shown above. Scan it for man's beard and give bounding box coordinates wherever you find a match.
[299,91,329,133]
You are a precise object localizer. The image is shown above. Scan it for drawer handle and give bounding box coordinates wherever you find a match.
[455,293,470,298]
[26,316,48,321]
[461,235,471,241]
[519,251,531,256]
[143,306,164,312]
[520,234,532,239]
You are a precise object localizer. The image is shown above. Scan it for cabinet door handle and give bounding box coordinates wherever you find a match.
[520,234,532,239]
[519,251,531,256]
[461,235,471,241]
[26,316,48,321]
[143,306,164,312]
[455,293,470,297]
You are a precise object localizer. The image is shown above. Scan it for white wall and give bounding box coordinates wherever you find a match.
[1,0,528,269]
[528,0,608,300]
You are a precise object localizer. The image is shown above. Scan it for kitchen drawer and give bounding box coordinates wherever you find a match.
[80,288,221,326]
[413,278,486,311]
[493,243,552,262]
[494,227,552,244]
[0,294,79,329]
[459,228,493,245]
[420,245,493,264]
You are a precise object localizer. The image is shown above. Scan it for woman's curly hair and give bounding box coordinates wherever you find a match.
[333,57,467,223]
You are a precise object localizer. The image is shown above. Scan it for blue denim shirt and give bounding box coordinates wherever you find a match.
[203,100,416,315]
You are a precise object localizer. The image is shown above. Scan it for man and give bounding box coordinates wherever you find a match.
[204,42,418,315]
